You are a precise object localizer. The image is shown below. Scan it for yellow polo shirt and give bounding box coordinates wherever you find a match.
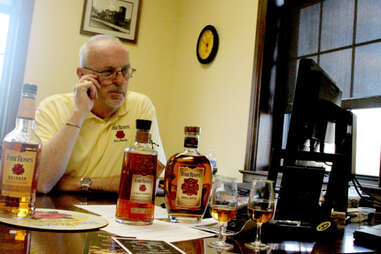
[35,91,166,178]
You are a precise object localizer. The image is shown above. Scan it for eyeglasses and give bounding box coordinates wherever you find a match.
[83,66,136,80]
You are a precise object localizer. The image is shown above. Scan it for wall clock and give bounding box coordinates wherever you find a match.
[196,25,219,64]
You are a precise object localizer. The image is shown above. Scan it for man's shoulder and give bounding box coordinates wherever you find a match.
[126,91,151,102]
[125,91,154,109]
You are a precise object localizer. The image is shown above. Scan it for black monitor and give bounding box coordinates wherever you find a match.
[271,58,356,216]
[286,58,342,159]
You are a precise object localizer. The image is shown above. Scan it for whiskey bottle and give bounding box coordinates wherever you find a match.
[116,119,158,225]
[0,227,31,254]
[0,84,41,218]
[164,126,212,223]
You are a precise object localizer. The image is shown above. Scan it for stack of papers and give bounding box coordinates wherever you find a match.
[75,204,215,242]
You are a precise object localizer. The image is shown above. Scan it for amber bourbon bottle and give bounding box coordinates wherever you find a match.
[0,227,31,254]
[0,84,41,218]
[116,119,158,225]
[164,126,212,223]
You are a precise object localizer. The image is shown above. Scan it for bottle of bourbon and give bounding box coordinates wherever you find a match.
[0,227,31,254]
[164,126,212,223]
[0,84,41,218]
[116,119,158,225]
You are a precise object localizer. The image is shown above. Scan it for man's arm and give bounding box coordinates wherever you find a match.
[55,175,121,192]
[37,73,100,194]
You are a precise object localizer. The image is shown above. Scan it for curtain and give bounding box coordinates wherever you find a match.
[0,0,35,144]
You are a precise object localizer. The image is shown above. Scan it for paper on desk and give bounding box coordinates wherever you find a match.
[75,204,215,242]
[76,204,169,220]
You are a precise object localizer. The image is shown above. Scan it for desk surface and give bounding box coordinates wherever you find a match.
[0,192,379,254]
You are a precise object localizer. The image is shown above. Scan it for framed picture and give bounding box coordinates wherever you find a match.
[80,0,141,43]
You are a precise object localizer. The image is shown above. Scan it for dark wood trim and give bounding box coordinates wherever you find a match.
[244,0,268,172]
[342,96,381,109]
[350,0,358,98]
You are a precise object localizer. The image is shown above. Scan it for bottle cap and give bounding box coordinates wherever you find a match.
[184,126,200,134]
[23,83,37,95]
[136,119,152,130]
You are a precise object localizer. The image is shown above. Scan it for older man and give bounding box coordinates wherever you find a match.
[35,34,166,193]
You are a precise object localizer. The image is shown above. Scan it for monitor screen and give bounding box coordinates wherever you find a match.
[286,58,343,161]
[276,58,356,212]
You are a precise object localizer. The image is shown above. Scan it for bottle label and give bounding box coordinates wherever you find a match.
[184,137,198,148]
[176,167,204,208]
[1,148,37,198]
[17,97,35,119]
[130,174,154,204]
[131,207,151,214]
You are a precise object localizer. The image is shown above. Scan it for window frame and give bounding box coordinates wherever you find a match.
[245,0,381,185]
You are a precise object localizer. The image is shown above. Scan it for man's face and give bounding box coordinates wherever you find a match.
[85,41,130,112]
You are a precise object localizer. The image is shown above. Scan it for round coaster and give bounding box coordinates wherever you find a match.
[0,208,108,231]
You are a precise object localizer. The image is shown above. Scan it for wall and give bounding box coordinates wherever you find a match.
[166,0,257,179]
[24,0,258,180]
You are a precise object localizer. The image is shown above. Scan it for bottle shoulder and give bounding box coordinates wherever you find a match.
[3,128,41,145]
[125,145,158,156]
[168,151,211,165]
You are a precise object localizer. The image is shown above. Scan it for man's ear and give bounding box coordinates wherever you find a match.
[76,67,84,78]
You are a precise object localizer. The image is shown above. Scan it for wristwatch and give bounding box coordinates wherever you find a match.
[80,177,92,192]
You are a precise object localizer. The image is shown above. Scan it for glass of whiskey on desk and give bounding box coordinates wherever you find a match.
[245,179,275,251]
[208,176,238,250]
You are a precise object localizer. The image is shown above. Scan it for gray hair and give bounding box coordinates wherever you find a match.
[79,34,123,67]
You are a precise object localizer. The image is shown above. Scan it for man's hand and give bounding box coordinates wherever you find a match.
[73,74,101,122]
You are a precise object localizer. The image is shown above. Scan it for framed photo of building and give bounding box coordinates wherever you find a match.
[81,0,141,43]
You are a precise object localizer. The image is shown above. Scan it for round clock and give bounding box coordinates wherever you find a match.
[196,25,219,64]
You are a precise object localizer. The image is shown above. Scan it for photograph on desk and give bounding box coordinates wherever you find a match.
[112,237,186,254]
[275,165,325,223]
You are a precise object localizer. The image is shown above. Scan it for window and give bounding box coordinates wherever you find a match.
[288,0,381,177]
[247,0,381,179]
[352,108,381,177]
[0,0,34,142]
[0,8,10,82]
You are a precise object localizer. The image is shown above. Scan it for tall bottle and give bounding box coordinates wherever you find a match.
[0,227,31,254]
[164,126,213,223]
[0,84,41,218]
[116,119,158,225]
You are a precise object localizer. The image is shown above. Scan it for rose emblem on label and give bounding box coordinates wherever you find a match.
[12,163,25,175]
[139,184,147,192]
[181,178,199,196]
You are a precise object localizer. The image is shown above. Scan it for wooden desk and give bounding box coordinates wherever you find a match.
[0,192,379,254]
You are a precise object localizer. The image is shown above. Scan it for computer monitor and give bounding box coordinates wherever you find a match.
[286,58,342,160]
[271,58,356,214]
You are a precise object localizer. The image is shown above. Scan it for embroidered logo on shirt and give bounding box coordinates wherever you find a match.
[112,124,130,143]
[115,131,125,139]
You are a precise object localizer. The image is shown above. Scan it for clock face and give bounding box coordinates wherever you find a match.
[198,30,214,60]
[196,25,219,64]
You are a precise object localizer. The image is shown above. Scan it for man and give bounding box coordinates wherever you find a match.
[35,34,166,194]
